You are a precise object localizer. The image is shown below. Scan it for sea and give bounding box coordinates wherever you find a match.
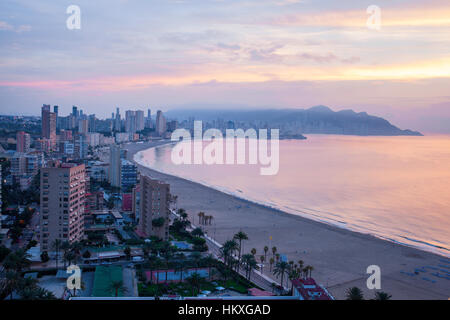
[134,134,450,257]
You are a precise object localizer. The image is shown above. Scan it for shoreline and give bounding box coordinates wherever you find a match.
[125,140,450,300]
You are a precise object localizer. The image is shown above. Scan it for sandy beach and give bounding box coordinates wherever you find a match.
[125,141,450,300]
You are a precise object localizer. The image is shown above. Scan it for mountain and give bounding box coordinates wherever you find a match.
[165,106,423,136]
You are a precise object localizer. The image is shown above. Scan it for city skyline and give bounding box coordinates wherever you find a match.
[0,0,449,133]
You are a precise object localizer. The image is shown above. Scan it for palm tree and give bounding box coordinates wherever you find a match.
[346,287,364,300]
[374,291,392,300]
[197,212,205,225]
[269,258,274,272]
[288,268,300,294]
[4,271,20,300]
[233,231,248,272]
[51,239,62,269]
[60,241,71,268]
[241,254,258,280]
[186,272,203,296]
[263,246,269,261]
[220,240,238,268]
[109,280,127,297]
[3,249,31,273]
[271,246,277,260]
[273,261,289,288]
[259,255,265,274]
[250,248,257,257]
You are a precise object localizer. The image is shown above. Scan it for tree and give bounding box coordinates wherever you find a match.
[186,273,203,296]
[109,280,127,297]
[273,261,289,288]
[259,255,265,274]
[269,257,274,272]
[82,250,91,259]
[271,246,277,260]
[241,254,258,280]
[60,241,71,268]
[263,246,269,262]
[220,240,238,269]
[233,231,248,273]
[51,239,62,269]
[374,291,392,300]
[191,227,204,237]
[346,287,364,300]
[152,217,165,228]
[124,246,131,260]
[0,245,11,263]
[197,212,205,225]
[250,248,257,257]
[40,251,50,263]
[3,249,31,273]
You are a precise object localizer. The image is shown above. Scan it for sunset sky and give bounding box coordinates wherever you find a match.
[1,0,449,132]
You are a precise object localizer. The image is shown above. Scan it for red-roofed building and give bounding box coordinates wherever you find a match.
[292,278,334,300]
[122,193,132,211]
[248,288,275,297]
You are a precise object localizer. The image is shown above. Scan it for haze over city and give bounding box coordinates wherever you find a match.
[1,0,450,132]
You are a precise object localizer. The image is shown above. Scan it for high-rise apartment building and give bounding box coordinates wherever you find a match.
[16,131,31,153]
[41,104,56,144]
[78,119,89,135]
[40,162,86,252]
[115,108,121,132]
[136,110,145,131]
[125,110,137,134]
[108,145,121,187]
[137,175,170,240]
[120,159,137,191]
[156,110,166,136]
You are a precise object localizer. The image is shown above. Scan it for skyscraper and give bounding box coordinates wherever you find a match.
[125,110,137,134]
[72,106,78,118]
[40,162,86,252]
[41,104,56,146]
[16,131,31,153]
[115,107,121,132]
[136,110,145,131]
[108,145,121,188]
[137,175,170,240]
[54,105,59,130]
[156,110,166,136]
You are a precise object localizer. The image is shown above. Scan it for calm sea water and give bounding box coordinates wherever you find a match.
[135,135,450,257]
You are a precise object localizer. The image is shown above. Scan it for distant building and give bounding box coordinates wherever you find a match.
[156,110,166,136]
[16,131,31,153]
[108,145,121,188]
[41,104,56,148]
[137,175,170,240]
[78,119,89,135]
[145,109,152,128]
[40,162,86,252]
[136,110,145,131]
[120,159,137,191]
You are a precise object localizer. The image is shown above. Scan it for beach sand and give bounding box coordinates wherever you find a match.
[125,141,450,300]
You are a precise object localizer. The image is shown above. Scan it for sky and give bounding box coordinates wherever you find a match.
[0,0,449,133]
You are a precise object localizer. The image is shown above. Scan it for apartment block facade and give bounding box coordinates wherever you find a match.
[40,162,86,252]
[137,175,170,240]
